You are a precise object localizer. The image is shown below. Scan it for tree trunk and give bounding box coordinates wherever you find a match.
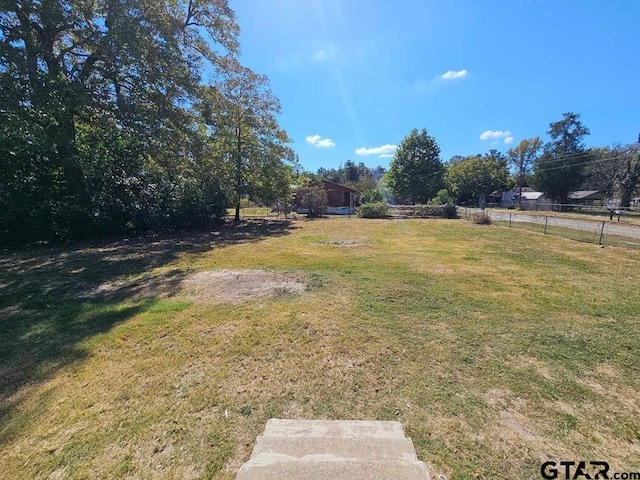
[234,126,242,223]
[618,154,640,208]
[518,179,523,209]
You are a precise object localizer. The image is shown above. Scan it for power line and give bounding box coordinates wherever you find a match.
[533,154,630,173]
[533,150,594,163]
[508,149,592,165]
[514,148,637,167]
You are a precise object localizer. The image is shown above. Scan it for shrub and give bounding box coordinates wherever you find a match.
[299,185,328,217]
[358,202,389,218]
[428,189,454,206]
[412,204,457,219]
[362,188,385,204]
[471,211,491,224]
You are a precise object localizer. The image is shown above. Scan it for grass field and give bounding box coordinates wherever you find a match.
[226,207,275,217]
[1,218,639,479]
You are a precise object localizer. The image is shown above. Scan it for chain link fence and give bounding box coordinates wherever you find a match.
[458,207,640,250]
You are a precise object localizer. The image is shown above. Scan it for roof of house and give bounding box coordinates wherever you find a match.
[520,191,545,200]
[568,190,603,200]
[319,180,361,193]
[507,186,535,193]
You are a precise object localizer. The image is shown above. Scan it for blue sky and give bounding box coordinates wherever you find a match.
[231,0,639,172]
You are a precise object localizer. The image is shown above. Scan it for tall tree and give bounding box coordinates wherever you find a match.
[387,128,444,204]
[582,146,619,196]
[614,143,640,208]
[534,112,591,203]
[0,0,240,242]
[208,59,291,222]
[446,153,508,204]
[582,143,640,207]
[508,137,542,208]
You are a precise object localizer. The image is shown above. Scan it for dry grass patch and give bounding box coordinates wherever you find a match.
[182,269,307,304]
[1,218,639,479]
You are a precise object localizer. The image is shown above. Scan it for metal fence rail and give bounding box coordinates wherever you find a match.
[458,207,640,250]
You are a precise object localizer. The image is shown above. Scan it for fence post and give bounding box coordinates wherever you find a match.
[599,221,605,245]
[509,213,512,227]
[544,216,548,235]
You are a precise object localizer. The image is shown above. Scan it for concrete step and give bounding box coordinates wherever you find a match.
[261,419,406,439]
[252,436,419,462]
[236,419,431,480]
[236,458,430,480]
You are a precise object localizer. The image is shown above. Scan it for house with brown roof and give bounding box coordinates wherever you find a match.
[296,181,362,215]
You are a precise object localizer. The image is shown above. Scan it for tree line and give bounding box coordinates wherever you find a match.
[2,0,637,248]
[1,0,295,246]
[310,113,639,209]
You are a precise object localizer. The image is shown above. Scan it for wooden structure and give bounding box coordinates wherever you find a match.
[296,181,361,215]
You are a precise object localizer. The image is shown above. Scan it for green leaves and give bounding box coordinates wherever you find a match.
[534,113,590,203]
[387,128,444,204]
[0,0,291,244]
[206,58,292,222]
[446,155,508,204]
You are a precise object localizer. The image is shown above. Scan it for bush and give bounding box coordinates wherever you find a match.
[412,204,457,219]
[358,202,389,218]
[362,188,385,204]
[471,211,491,224]
[299,185,328,217]
[428,189,454,205]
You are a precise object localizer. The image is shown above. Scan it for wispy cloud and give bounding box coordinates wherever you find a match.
[413,68,469,94]
[504,136,514,145]
[355,144,398,158]
[274,43,340,71]
[441,69,468,80]
[306,134,336,148]
[312,44,340,63]
[480,130,512,140]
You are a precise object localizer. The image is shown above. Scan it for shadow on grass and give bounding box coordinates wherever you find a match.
[0,219,295,443]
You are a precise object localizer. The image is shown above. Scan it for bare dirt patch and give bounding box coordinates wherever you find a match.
[318,238,365,247]
[182,270,307,304]
[483,388,541,443]
[510,355,554,380]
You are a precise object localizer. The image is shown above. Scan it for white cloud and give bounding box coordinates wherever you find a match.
[504,136,514,145]
[312,44,339,63]
[306,134,336,148]
[355,144,398,158]
[313,50,328,62]
[441,69,468,80]
[480,130,512,141]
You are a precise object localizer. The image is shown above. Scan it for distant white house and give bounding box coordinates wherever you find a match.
[499,187,535,206]
[568,191,606,204]
[499,187,551,209]
[498,188,604,210]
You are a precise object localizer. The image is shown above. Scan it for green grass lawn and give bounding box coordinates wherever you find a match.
[1,218,639,479]
[225,206,274,217]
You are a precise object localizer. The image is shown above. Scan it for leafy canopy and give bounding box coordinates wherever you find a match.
[534,112,591,203]
[387,128,444,204]
[446,153,508,204]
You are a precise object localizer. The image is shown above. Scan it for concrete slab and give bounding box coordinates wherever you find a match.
[236,459,430,480]
[262,419,406,439]
[236,419,431,480]
[251,436,419,462]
